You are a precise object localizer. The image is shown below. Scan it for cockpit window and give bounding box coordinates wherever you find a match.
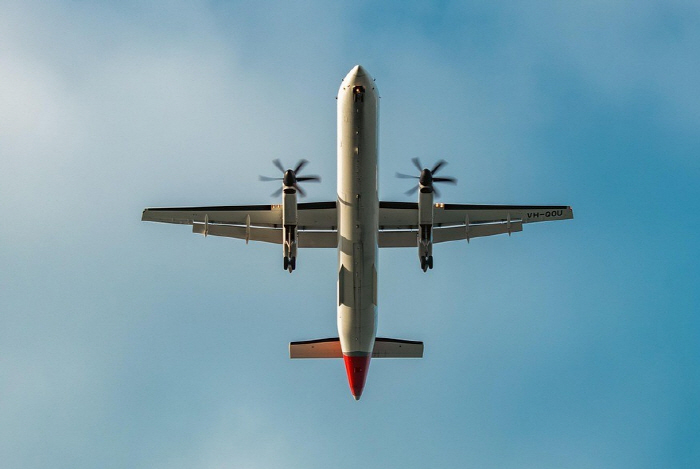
[353,85,365,102]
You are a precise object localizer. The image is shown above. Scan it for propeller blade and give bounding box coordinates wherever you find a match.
[266,159,319,198]
[411,157,423,172]
[399,158,457,198]
[431,159,447,174]
[294,159,309,174]
[404,185,419,196]
[433,176,457,184]
[296,175,321,182]
[272,159,285,173]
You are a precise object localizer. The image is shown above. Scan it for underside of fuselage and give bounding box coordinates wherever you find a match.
[336,65,379,400]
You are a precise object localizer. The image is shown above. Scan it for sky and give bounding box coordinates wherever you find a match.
[1,1,699,468]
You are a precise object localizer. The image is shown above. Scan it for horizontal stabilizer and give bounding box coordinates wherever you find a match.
[290,337,423,359]
[290,338,342,358]
[372,338,424,358]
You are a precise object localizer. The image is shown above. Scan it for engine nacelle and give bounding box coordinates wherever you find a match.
[282,190,298,272]
[397,158,456,271]
[417,190,434,272]
[261,160,318,272]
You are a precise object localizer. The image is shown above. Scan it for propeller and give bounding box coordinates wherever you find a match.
[259,159,321,197]
[396,158,457,197]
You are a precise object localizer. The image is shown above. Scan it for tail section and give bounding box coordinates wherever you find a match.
[290,337,423,400]
[343,354,371,400]
[289,337,424,359]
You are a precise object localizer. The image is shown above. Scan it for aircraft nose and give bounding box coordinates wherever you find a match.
[350,65,367,77]
[345,65,371,84]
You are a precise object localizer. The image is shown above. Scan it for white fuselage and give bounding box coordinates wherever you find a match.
[336,66,379,359]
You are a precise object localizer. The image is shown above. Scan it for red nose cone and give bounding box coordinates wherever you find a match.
[343,355,371,400]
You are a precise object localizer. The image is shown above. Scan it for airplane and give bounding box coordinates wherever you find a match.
[142,65,573,400]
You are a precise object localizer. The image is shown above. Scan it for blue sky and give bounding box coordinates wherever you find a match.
[1,1,698,468]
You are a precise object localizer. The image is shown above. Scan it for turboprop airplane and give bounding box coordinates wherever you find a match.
[142,65,573,400]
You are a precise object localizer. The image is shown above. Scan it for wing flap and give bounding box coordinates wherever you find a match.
[378,221,524,247]
[192,223,282,244]
[191,224,337,247]
[433,220,523,242]
[298,231,337,248]
[378,231,417,248]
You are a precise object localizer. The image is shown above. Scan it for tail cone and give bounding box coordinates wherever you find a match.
[343,355,371,400]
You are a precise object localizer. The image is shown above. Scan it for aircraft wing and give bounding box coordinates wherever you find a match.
[142,201,338,247]
[377,201,573,247]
